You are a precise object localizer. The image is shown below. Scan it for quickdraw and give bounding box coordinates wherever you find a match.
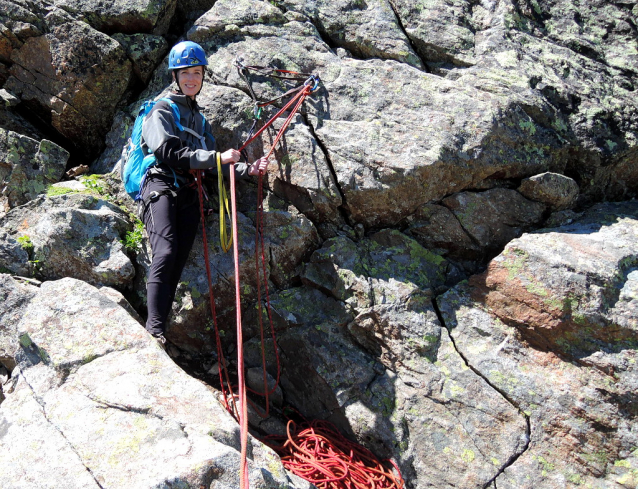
[234,57,320,156]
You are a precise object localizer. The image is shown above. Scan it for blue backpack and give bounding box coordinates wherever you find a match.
[120,98,209,200]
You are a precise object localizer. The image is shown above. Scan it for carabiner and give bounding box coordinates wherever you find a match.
[305,75,320,92]
[253,104,263,120]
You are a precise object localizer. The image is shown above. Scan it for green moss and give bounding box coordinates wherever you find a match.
[519,120,537,135]
[381,396,394,416]
[582,450,609,466]
[567,472,583,484]
[536,455,555,473]
[489,370,520,390]
[573,313,587,325]
[525,281,548,297]
[407,239,445,266]
[544,296,563,310]
[449,382,466,397]
[79,174,109,198]
[46,186,78,197]
[83,353,98,365]
[121,220,144,253]
[552,118,569,133]
[503,248,529,280]
[614,459,631,468]
[19,333,33,348]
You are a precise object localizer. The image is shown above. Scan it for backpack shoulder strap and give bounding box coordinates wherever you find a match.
[157,98,209,150]
[157,97,185,132]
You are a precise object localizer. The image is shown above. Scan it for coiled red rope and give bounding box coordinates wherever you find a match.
[264,419,405,489]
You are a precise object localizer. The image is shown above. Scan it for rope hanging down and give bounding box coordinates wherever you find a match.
[195,60,403,489]
[190,62,320,489]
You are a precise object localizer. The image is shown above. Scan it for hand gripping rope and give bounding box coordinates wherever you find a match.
[194,60,402,489]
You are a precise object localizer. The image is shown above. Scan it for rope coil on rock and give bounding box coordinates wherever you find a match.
[264,419,405,489]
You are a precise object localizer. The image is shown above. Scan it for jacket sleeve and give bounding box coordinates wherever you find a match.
[200,119,250,179]
[141,101,250,178]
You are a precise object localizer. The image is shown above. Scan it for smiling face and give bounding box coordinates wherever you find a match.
[174,66,204,99]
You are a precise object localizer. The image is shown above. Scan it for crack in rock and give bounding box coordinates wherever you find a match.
[431,297,532,487]
[16,368,106,489]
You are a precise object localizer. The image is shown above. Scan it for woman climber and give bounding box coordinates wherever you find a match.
[139,40,270,345]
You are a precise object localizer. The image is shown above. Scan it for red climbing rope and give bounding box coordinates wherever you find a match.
[228,164,250,489]
[196,63,404,489]
[234,71,317,488]
[193,66,318,489]
[264,419,405,489]
[238,76,317,154]
[193,170,239,418]
[247,172,281,417]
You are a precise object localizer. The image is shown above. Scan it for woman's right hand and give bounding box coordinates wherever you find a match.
[220,149,241,164]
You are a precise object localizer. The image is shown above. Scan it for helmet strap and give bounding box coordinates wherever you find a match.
[171,70,184,95]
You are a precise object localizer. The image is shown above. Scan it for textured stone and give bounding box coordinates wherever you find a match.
[442,188,547,257]
[271,0,424,68]
[518,172,579,211]
[0,129,68,215]
[0,278,306,488]
[0,193,135,287]
[439,279,638,489]
[50,0,177,35]
[0,0,637,487]
[5,11,132,158]
[112,33,168,83]
[470,201,638,357]
[0,274,38,370]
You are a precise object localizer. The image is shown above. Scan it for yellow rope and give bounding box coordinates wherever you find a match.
[218,152,232,252]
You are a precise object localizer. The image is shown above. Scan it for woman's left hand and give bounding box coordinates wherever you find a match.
[249,156,270,176]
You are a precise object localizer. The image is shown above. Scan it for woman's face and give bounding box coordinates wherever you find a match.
[175,66,204,99]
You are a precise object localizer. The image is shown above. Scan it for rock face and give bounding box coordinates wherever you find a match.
[438,203,638,489]
[0,193,135,287]
[0,0,636,488]
[0,277,306,488]
[0,274,37,371]
[470,201,638,358]
[518,172,580,211]
[5,11,132,158]
[0,128,68,215]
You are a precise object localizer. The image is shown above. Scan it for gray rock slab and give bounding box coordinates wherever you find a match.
[439,201,638,489]
[0,277,306,488]
[0,193,135,287]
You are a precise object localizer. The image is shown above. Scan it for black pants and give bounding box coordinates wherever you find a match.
[140,173,200,336]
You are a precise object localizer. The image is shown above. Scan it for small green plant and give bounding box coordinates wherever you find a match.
[17,235,34,253]
[80,174,107,196]
[122,220,144,252]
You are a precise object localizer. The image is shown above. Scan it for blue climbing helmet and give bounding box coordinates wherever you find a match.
[168,41,208,70]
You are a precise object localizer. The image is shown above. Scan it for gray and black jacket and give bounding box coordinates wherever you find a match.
[141,91,250,185]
